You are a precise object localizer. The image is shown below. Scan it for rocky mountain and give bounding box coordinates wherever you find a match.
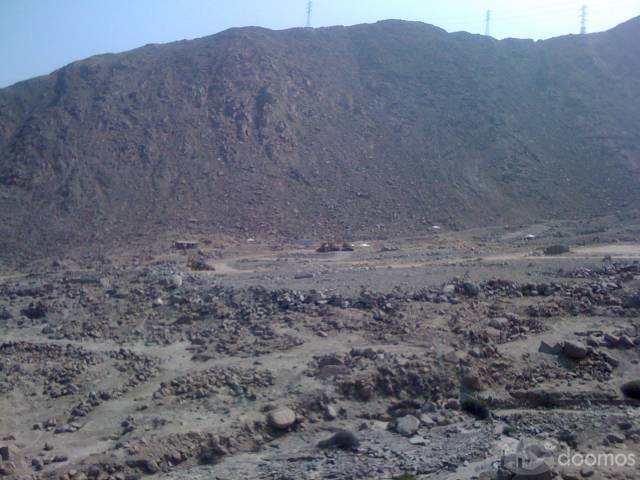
[1,18,639,256]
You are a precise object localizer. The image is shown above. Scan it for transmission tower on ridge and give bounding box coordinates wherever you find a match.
[485,9,491,36]
[306,0,312,28]
[580,5,587,34]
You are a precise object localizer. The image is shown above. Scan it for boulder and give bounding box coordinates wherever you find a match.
[442,284,456,294]
[31,458,43,471]
[141,459,160,474]
[461,372,484,391]
[445,398,461,410]
[621,380,640,400]
[606,433,625,444]
[167,275,183,289]
[396,415,420,436]
[461,282,480,297]
[601,351,619,367]
[580,467,595,478]
[489,317,509,330]
[622,294,640,309]
[317,430,360,450]
[324,405,337,420]
[618,335,635,349]
[538,340,562,355]
[21,302,47,319]
[268,408,297,430]
[562,340,588,360]
[604,333,621,347]
[409,435,428,445]
[0,462,16,476]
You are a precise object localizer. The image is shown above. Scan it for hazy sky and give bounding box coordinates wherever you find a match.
[1,0,639,88]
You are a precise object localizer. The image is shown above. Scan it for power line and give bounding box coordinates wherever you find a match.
[420,0,635,25]
[430,1,637,32]
[306,0,312,28]
[485,9,491,36]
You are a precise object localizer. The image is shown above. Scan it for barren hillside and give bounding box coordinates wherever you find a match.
[1,18,639,256]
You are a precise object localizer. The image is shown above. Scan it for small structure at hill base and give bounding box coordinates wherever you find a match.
[317,242,354,253]
[543,245,570,255]
[174,240,199,250]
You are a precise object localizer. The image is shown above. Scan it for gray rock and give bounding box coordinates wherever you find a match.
[421,401,437,413]
[604,333,620,347]
[152,297,164,307]
[606,432,625,444]
[539,340,562,355]
[580,467,595,478]
[461,282,480,297]
[443,284,456,294]
[562,340,588,360]
[445,398,460,410]
[396,415,420,436]
[0,463,15,476]
[622,294,640,309]
[618,335,635,349]
[461,372,484,391]
[324,405,337,420]
[268,408,297,430]
[560,470,580,480]
[408,435,428,445]
[601,351,619,367]
[489,317,509,330]
[618,420,633,430]
[317,430,360,450]
[142,459,160,474]
[419,414,436,427]
[168,275,183,289]
[31,458,43,471]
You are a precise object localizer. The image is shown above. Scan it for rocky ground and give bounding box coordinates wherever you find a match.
[1,216,639,479]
